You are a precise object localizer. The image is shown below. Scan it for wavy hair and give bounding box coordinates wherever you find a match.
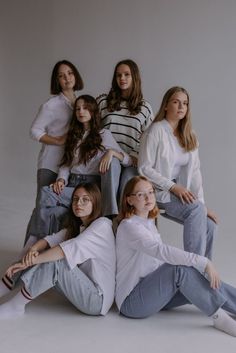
[64,182,102,240]
[106,59,143,115]
[119,176,159,221]
[60,95,104,167]
[154,86,198,151]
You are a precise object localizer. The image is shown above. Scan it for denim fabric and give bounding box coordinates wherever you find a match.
[21,259,103,315]
[158,194,217,259]
[120,263,236,319]
[118,166,138,203]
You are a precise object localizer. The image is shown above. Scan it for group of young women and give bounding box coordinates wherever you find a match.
[0,59,236,337]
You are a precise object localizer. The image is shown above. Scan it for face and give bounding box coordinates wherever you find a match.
[127,180,156,218]
[75,99,92,129]
[57,64,75,92]
[165,91,188,123]
[72,187,93,224]
[116,64,133,93]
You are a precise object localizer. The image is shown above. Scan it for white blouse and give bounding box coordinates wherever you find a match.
[115,215,207,310]
[30,93,73,173]
[44,217,116,315]
[138,119,204,203]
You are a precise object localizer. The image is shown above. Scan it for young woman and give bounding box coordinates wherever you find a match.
[138,86,217,259]
[116,176,236,337]
[0,183,116,318]
[97,59,153,200]
[25,61,83,243]
[30,60,84,194]
[27,95,131,239]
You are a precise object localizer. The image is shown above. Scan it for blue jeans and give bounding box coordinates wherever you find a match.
[120,264,236,318]
[21,259,103,315]
[118,166,138,205]
[158,195,217,259]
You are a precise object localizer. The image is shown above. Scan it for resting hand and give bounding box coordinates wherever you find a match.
[22,247,39,267]
[170,184,196,204]
[99,150,113,174]
[55,134,67,146]
[207,208,219,224]
[130,156,138,168]
[51,178,65,194]
[5,262,30,278]
[205,260,221,289]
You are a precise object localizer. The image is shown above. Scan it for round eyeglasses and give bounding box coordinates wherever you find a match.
[72,196,91,206]
[129,190,155,201]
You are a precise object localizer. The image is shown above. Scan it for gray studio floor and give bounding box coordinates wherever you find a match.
[0,184,236,353]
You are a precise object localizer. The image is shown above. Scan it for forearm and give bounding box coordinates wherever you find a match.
[34,245,65,265]
[110,149,124,162]
[39,134,62,146]
[30,239,49,253]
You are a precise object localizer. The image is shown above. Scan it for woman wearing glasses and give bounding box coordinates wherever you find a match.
[0,183,115,318]
[116,176,236,337]
[138,86,218,259]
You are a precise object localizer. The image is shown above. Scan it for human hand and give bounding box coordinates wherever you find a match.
[205,260,221,289]
[55,134,67,146]
[22,247,39,267]
[5,262,29,278]
[130,156,138,168]
[51,179,65,194]
[99,150,113,174]
[170,184,196,204]
[207,209,219,224]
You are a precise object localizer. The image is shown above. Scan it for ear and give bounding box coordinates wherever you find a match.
[126,196,133,207]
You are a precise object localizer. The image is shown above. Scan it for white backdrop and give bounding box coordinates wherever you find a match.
[0,0,236,239]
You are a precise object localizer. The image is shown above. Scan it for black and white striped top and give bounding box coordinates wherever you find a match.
[97,94,154,157]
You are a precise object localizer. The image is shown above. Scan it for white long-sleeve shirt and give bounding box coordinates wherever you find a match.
[97,95,154,158]
[138,119,204,203]
[115,215,208,310]
[44,217,116,315]
[30,93,73,173]
[57,128,131,184]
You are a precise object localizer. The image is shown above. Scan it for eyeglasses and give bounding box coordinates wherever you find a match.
[72,196,91,206]
[129,190,155,201]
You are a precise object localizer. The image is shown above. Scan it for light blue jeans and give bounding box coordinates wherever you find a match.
[120,264,236,318]
[158,194,217,259]
[24,169,57,245]
[21,259,103,315]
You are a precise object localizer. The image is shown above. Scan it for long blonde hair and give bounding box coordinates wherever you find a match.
[154,86,198,152]
[119,176,159,221]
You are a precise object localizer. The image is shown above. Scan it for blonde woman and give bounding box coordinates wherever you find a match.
[138,87,217,259]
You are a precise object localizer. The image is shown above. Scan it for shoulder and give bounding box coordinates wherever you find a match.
[96,93,108,105]
[141,99,153,112]
[100,128,112,138]
[41,94,63,110]
[89,217,113,232]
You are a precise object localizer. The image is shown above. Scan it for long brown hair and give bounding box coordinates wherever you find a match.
[50,60,84,94]
[107,59,143,115]
[119,176,159,221]
[60,95,104,167]
[64,182,102,240]
[154,86,198,152]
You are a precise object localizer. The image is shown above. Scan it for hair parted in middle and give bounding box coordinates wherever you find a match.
[107,59,143,115]
[119,175,159,221]
[60,95,104,167]
[50,59,84,95]
[154,86,198,152]
[64,182,102,240]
